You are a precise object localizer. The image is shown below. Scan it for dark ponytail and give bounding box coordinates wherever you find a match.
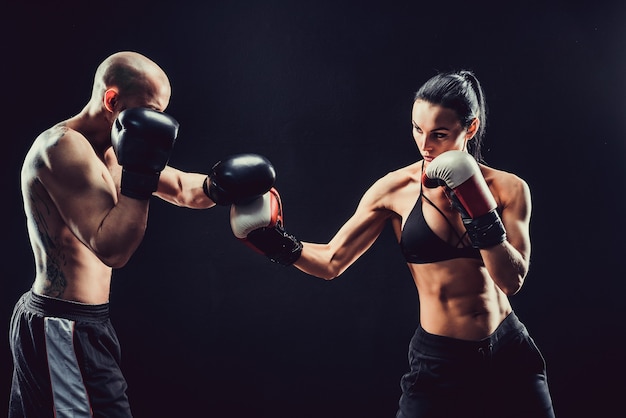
[414,70,487,162]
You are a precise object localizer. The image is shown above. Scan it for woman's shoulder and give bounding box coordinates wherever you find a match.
[359,161,422,207]
[480,164,531,208]
[481,163,528,187]
[383,160,423,181]
[368,161,421,191]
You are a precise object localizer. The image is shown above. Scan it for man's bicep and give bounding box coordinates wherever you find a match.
[43,149,117,247]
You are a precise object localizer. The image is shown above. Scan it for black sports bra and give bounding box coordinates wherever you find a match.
[400,170,482,264]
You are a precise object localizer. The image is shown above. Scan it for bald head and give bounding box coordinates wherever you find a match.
[91,51,171,111]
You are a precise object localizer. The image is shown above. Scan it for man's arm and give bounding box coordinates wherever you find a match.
[39,130,150,268]
[155,166,215,209]
[155,153,277,208]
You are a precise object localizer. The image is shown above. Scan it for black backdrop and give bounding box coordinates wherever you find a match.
[2,1,625,417]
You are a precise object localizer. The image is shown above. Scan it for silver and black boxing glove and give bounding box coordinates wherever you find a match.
[423,150,506,249]
[230,188,302,266]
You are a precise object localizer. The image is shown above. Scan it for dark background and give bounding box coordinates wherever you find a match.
[2,1,625,417]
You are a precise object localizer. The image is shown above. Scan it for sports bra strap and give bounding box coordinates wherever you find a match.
[420,161,469,248]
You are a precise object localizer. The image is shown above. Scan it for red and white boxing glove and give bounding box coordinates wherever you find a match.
[230,188,303,265]
[423,150,506,248]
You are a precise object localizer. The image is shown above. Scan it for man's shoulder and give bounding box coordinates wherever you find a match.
[23,122,97,181]
[38,122,79,144]
[32,123,94,158]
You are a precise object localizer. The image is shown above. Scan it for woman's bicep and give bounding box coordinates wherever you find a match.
[297,180,392,278]
[501,178,532,262]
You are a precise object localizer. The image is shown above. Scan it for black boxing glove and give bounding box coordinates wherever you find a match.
[203,153,276,205]
[111,108,179,199]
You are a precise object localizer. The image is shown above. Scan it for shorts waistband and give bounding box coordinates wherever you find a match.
[24,291,110,322]
[413,312,527,357]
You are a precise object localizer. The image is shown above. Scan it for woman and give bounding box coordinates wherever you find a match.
[231,70,556,417]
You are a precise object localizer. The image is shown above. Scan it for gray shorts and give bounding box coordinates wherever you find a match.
[9,291,132,418]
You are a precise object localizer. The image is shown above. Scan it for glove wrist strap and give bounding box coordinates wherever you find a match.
[463,210,507,249]
[120,169,159,200]
[246,226,303,266]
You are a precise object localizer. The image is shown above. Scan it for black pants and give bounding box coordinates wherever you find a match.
[397,312,555,418]
[9,291,132,418]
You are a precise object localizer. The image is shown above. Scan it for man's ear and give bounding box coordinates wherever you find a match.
[104,88,119,112]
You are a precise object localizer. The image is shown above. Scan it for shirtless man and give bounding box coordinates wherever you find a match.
[10,51,274,417]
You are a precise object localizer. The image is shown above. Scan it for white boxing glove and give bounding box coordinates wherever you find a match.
[230,188,302,265]
[423,151,506,248]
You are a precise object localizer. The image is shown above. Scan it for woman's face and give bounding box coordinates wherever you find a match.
[411,100,473,164]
